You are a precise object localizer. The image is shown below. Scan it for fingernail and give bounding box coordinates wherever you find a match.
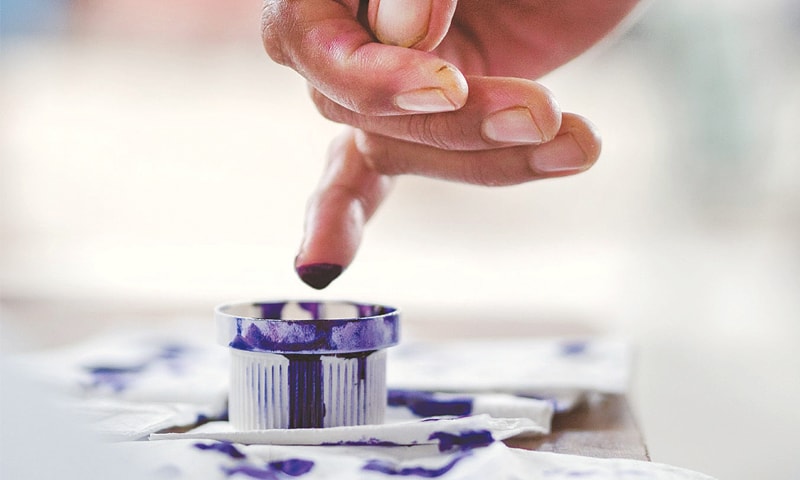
[394,87,459,113]
[374,0,432,47]
[529,133,588,173]
[296,263,343,290]
[482,107,544,144]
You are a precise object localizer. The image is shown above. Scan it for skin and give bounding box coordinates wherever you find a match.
[261,0,642,288]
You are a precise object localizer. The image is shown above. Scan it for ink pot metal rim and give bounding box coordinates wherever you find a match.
[215,300,400,430]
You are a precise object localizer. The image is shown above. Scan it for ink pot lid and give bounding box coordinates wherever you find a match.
[216,300,400,354]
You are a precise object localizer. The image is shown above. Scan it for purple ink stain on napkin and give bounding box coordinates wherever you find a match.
[388,390,473,417]
[222,459,314,479]
[560,341,588,356]
[84,343,190,392]
[321,439,406,447]
[194,441,245,459]
[85,365,143,392]
[269,459,315,477]
[362,453,470,478]
[428,430,494,452]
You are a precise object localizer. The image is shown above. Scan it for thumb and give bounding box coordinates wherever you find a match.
[368,0,457,50]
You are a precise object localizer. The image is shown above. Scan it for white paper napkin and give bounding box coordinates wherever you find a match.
[387,336,631,395]
[113,437,717,479]
[150,414,545,447]
[7,325,717,479]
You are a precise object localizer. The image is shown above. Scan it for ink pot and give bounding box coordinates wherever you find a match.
[216,300,399,430]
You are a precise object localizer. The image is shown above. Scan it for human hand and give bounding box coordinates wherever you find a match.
[261,0,641,288]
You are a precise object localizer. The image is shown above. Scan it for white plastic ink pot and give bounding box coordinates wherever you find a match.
[216,300,399,430]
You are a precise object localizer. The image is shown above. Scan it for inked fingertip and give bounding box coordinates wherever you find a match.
[296,263,344,290]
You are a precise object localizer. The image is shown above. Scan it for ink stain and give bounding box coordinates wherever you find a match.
[229,319,396,354]
[222,459,315,479]
[283,351,374,428]
[297,302,322,320]
[286,354,325,428]
[194,441,246,459]
[85,365,144,392]
[157,344,188,360]
[258,302,287,319]
[296,263,343,290]
[388,390,473,418]
[225,302,399,354]
[362,453,470,478]
[84,343,190,393]
[560,341,588,356]
[428,430,494,452]
[322,437,408,447]
[222,465,278,480]
[268,459,315,476]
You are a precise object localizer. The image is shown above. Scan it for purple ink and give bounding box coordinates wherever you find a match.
[221,465,278,480]
[84,343,193,393]
[297,302,322,320]
[296,263,343,290]
[221,304,399,354]
[258,302,287,319]
[387,390,473,418]
[428,430,494,452]
[285,354,325,429]
[193,441,246,459]
[222,459,315,480]
[268,459,315,477]
[157,344,188,360]
[362,453,471,478]
[284,350,377,428]
[321,439,406,447]
[85,365,144,392]
[560,340,588,356]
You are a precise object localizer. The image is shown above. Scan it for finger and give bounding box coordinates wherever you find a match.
[354,113,601,186]
[367,0,457,50]
[295,128,394,289]
[311,75,562,150]
[262,0,467,115]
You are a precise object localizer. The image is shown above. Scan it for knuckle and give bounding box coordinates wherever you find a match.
[355,134,406,176]
[406,115,460,150]
[309,88,338,121]
[465,162,502,186]
[463,157,523,187]
[260,1,292,66]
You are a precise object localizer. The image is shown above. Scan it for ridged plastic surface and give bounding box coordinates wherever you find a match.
[228,349,387,429]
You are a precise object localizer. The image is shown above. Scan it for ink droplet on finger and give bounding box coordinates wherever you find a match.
[296,263,343,289]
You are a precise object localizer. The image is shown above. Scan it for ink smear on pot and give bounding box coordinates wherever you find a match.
[216,300,399,429]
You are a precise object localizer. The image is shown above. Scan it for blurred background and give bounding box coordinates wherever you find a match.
[2,1,799,478]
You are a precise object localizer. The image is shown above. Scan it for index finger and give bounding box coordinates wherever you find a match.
[262,0,467,115]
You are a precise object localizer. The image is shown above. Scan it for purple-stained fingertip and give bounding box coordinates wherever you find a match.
[296,263,343,290]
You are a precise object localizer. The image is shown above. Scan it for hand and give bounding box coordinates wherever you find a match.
[262,0,641,289]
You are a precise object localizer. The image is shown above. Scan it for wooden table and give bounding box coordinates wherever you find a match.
[506,394,649,460]
[2,296,649,460]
